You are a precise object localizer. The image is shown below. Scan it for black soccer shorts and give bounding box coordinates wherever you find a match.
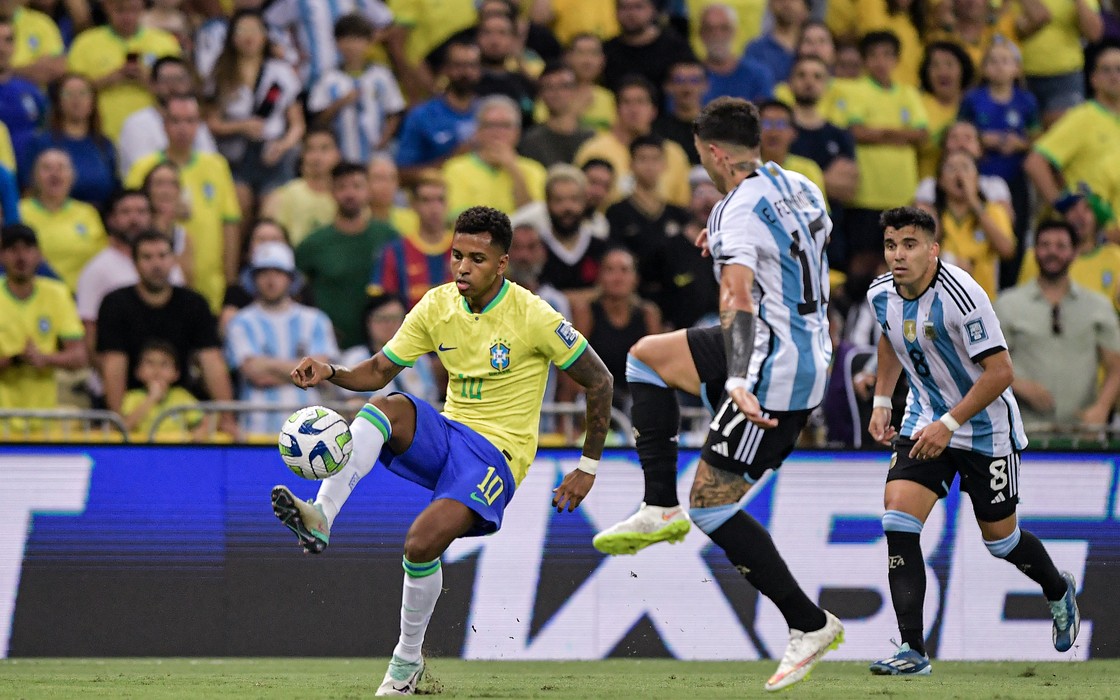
[887,437,1021,522]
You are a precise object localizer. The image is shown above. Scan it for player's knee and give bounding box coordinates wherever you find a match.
[368,394,410,428]
[403,528,444,564]
[688,501,739,535]
[882,510,924,535]
[984,526,1021,559]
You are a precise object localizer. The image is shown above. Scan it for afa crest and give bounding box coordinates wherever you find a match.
[490,341,510,372]
[903,320,917,342]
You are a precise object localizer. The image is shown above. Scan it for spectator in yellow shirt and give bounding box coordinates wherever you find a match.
[120,337,208,439]
[928,149,1016,298]
[3,0,66,86]
[443,95,547,216]
[1017,0,1103,126]
[574,74,691,208]
[67,0,181,142]
[917,41,975,179]
[18,149,107,292]
[562,33,616,132]
[857,0,924,86]
[0,223,86,410]
[260,127,340,247]
[368,153,419,237]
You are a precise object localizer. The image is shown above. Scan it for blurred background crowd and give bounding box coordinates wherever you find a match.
[1,0,1119,446]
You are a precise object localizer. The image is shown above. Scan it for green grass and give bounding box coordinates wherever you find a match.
[0,658,1115,699]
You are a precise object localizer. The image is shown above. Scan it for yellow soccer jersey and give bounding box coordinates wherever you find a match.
[838,77,928,210]
[67,26,182,141]
[574,132,692,207]
[383,279,588,484]
[0,276,84,409]
[261,178,336,246]
[390,0,478,65]
[1034,102,1120,202]
[1018,0,1099,76]
[127,151,241,313]
[938,202,1015,299]
[0,121,14,173]
[122,386,202,437]
[19,198,108,292]
[782,155,828,201]
[1018,243,1120,311]
[11,7,64,71]
[442,153,547,217]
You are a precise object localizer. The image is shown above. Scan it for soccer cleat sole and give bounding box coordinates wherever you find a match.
[868,655,932,676]
[764,628,845,692]
[592,519,691,555]
[271,485,328,554]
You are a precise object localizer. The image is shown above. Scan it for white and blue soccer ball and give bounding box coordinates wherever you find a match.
[278,406,353,480]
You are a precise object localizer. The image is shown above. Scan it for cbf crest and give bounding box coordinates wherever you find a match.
[903,319,917,342]
[489,339,511,372]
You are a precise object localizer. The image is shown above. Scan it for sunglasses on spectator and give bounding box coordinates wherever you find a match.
[1051,304,1062,335]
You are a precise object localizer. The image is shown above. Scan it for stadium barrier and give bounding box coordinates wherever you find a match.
[0,445,1116,661]
[0,409,130,443]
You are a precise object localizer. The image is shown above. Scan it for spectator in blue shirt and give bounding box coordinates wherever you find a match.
[699,4,775,104]
[0,17,47,177]
[26,73,119,210]
[396,39,480,183]
[743,0,808,83]
[958,39,1040,238]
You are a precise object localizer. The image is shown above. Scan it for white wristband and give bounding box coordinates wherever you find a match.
[872,395,893,410]
[576,456,599,476]
[939,413,961,432]
[725,377,750,393]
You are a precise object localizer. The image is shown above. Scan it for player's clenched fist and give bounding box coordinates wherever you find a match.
[291,357,330,388]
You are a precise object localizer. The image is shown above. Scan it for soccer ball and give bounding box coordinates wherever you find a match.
[278,406,353,480]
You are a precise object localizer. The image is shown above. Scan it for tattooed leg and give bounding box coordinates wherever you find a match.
[690,459,826,633]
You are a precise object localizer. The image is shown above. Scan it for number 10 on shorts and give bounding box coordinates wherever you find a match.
[472,466,505,506]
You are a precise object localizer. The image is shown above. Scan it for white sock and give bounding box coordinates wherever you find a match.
[393,558,443,663]
[315,403,390,528]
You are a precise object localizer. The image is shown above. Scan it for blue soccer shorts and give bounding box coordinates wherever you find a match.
[376,392,516,536]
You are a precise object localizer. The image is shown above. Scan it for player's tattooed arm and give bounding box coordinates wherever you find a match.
[562,345,614,459]
[690,460,751,508]
[719,263,757,381]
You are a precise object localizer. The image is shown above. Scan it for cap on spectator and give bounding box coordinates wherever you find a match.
[0,224,38,249]
[250,241,296,275]
[1055,182,1116,227]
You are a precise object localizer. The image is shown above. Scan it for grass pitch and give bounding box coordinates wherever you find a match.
[0,658,1115,699]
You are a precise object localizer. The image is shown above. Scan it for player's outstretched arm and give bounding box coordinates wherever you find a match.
[553,345,613,512]
[290,352,405,392]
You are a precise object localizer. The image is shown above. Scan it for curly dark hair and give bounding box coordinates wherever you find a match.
[880,207,937,238]
[919,41,975,95]
[692,96,760,148]
[454,206,513,252]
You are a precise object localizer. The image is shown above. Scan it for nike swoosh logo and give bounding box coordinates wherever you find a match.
[661,511,680,521]
[470,491,488,505]
[438,343,457,351]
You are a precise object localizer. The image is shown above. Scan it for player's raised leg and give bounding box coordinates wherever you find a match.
[592,330,701,555]
[869,477,939,676]
[272,396,407,553]
[969,453,1079,652]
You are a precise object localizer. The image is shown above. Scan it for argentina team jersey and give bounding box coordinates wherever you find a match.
[706,161,833,412]
[867,261,1028,456]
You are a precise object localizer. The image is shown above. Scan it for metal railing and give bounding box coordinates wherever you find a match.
[0,408,131,443]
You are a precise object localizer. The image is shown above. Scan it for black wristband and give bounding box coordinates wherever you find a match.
[721,309,756,379]
[326,364,337,380]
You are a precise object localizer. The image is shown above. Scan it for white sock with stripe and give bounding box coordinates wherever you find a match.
[394,557,442,663]
[315,403,391,529]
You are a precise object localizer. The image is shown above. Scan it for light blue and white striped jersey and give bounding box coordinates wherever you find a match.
[706,161,833,412]
[866,261,1028,456]
[308,65,406,163]
[264,0,394,85]
[225,301,340,435]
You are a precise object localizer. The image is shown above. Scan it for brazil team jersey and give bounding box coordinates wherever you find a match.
[0,276,83,410]
[383,279,588,484]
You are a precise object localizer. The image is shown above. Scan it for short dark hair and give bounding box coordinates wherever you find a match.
[758,99,794,120]
[331,161,368,180]
[859,30,901,58]
[138,337,179,362]
[920,41,975,95]
[151,55,189,82]
[454,206,513,252]
[693,97,761,149]
[538,59,574,82]
[304,125,339,145]
[581,158,615,175]
[615,74,656,103]
[628,134,664,157]
[880,207,937,238]
[130,229,174,260]
[104,188,150,220]
[334,12,374,39]
[1035,219,1079,248]
[792,53,830,73]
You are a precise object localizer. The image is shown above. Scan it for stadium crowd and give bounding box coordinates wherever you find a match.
[1,0,1120,443]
